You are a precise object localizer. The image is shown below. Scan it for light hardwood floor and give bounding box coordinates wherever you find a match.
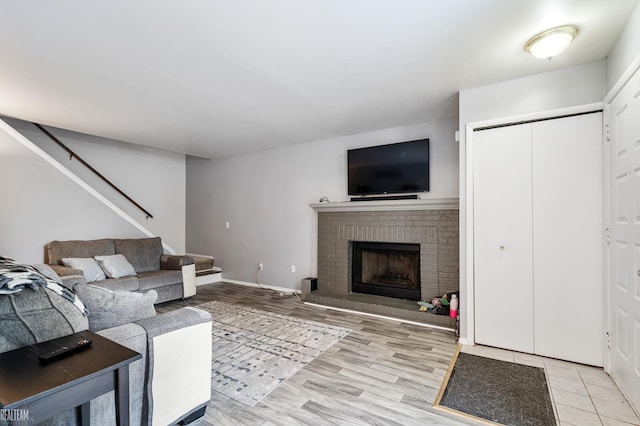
[156,282,472,426]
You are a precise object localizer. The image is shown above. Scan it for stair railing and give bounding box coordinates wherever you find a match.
[33,123,154,219]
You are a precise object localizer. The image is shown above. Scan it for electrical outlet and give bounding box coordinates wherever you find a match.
[258,263,264,271]
[291,265,296,273]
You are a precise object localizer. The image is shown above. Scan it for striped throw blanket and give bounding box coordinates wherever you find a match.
[0,256,88,315]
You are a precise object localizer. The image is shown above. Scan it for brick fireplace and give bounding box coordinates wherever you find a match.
[315,208,459,302]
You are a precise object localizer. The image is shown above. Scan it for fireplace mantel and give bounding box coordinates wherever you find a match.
[310,196,459,212]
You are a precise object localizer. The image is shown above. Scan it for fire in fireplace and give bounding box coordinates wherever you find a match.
[352,242,420,300]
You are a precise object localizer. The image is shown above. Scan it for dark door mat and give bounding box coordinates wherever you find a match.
[435,351,557,426]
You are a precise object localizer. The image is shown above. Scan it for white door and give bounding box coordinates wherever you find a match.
[474,124,534,353]
[532,113,604,366]
[608,68,640,412]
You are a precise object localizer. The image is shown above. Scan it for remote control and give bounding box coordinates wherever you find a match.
[37,336,92,363]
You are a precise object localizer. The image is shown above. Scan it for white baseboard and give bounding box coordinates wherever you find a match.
[223,279,300,295]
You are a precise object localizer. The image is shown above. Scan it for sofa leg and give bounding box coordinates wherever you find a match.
[180,406,206,425]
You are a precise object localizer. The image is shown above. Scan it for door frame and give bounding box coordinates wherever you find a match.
[602,54,640,375]
[602,101,611,372]
[461,102,605,347]
[602,60,640,416]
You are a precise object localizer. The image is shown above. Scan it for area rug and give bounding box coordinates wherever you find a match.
[197,300,351,406]
[434,349,556,426]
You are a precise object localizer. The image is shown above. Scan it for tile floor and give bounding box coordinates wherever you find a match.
[460,345,640,426]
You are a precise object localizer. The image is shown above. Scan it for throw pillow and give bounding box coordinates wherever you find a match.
[74,284,157,332]
[94,254,137,279]
[61,257,106,283]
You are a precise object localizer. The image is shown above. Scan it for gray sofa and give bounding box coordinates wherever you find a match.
[0,260,212,425]
[46,237,196,303]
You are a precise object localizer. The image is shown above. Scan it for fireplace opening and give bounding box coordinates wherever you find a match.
[352,242,420,300]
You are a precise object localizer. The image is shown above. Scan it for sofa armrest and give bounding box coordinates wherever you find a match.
[135,306,211,336]
[160,255,194,270]
[93,323,147,426]
[48,264,83,277]
[134,308,212,425]
[98,322,148,351]
[61,274,87,291]
[46,264,87,291]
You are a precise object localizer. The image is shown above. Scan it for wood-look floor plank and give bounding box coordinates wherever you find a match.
[157,282,473,425]
[301,400,395,426]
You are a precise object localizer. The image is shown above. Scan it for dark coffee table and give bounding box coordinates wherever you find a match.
[0,330,141,425]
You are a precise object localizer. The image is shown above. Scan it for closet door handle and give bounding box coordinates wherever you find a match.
[499,246,505,251]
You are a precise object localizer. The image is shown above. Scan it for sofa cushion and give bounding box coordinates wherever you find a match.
[114,237,163,273]
[137,270,183,291]
[95,254,137,279]
[62,258,107,283]
[62,257,107,283]
[153,284,184,304]
[47,239,116,265]
[74,284,157,332]
[93,276,140,292]
[0,287,89,353]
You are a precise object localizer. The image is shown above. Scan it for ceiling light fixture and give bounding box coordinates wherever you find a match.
[525,25,578,59]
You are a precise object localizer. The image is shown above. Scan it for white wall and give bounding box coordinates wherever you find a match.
[0,118,186,263]
[457,60,606,341]
[459,60,606,127]
[606,2,640,93]
[186,118,459,290]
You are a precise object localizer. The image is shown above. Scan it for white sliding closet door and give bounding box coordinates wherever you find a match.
[474,124,534,353]
[473,112,603,364]
[532,113,603,366]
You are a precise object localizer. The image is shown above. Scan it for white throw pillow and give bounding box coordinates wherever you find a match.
[61,257,106,282]
[94,254,137,279]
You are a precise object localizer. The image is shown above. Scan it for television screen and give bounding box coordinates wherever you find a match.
[347,139,430,196]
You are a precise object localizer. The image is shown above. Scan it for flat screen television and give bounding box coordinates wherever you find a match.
[347,138,430,196]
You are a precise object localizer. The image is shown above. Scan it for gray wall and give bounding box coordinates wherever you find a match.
[606,1,640,92]
[0,118,186,263]
[186,118,459,290]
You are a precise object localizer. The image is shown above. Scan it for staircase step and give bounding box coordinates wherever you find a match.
[196,267,222,277]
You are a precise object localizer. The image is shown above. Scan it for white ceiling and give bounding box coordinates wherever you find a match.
[1,1,638,158]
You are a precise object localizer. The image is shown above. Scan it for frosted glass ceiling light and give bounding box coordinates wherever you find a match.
[525,26,578,59]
